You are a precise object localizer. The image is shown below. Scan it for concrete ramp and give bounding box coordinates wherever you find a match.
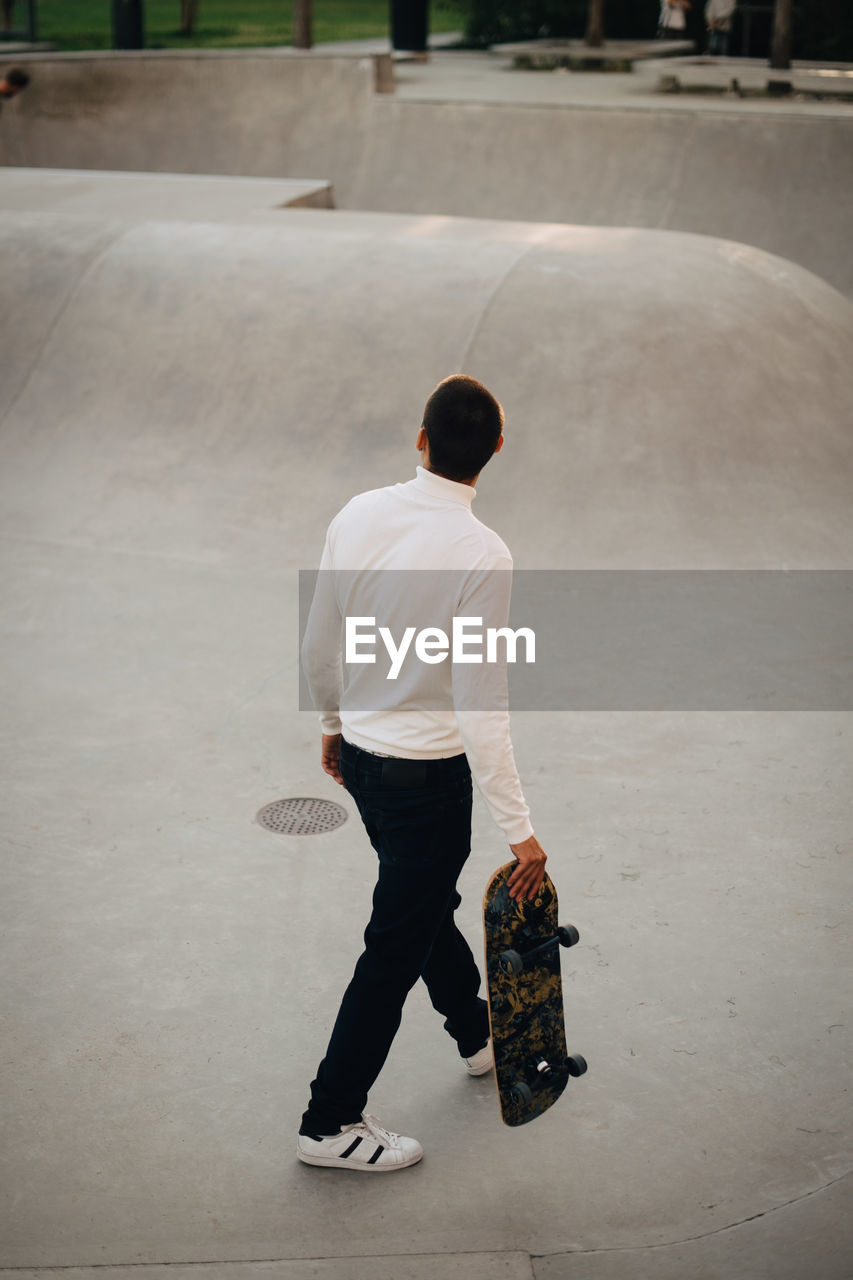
[2,198,852,568]
[2,197,853,1276]
[350,99,853,301]
[2,51,852,297]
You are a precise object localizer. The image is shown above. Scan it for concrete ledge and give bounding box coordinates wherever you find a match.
[0,40,56,53]
[637,54,853,96]
[494,38,694,71]
[0,45,396,94]
[0,52,377,184]
[0,167,334,219]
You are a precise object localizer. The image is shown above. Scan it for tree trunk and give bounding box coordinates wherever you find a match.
[769,0,793,69]
[585,0,606,48]
[179,0,198,37]
[293,0,313,49]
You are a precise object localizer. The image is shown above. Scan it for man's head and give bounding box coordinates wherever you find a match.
[418,374,504,485]
[0,67,30,98]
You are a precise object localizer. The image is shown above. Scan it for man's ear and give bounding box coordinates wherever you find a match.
[494,434,504,454]
[416,426,427,450]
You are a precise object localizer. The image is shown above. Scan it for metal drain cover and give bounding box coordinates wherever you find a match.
[256,797,348,836]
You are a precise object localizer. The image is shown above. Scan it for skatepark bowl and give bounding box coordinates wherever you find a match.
[1,44,853,1280]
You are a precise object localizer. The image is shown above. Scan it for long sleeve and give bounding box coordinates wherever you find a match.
[301,537,344,736]
[455,710,533,844]
[452,564,533,845]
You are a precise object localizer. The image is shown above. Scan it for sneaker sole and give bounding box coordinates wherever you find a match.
[297,1149,423,1172]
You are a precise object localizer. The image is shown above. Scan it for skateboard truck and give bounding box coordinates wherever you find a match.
[534,1053,588,1079]
[510,1053,588,1104]
[555,1054,588,1078]
[499,924,580,976]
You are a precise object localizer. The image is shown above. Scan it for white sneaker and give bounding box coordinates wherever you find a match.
[297,1114,423,1172]
[464,1041,494,1076]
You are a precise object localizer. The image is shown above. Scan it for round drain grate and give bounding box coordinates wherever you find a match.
[256,797,348,836]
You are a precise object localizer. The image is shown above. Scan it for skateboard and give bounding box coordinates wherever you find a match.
[483,862,587,1126]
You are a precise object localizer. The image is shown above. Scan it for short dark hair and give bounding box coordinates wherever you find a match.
[422,375,504,483]
[5,68,31,90]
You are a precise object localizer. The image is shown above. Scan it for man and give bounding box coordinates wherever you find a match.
[657,0,690,39]
[298,375,547,1172]
[704,0,736,56]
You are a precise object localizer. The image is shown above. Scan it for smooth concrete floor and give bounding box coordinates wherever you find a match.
[2,47,853,1280]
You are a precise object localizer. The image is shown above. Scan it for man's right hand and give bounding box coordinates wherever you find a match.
[320,733,344,786]
[507,833,547,902]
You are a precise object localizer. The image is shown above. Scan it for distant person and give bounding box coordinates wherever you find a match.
[1,1,13,34]
[0,66,30,103]
[658,0,691,39]
[705,0,736,56]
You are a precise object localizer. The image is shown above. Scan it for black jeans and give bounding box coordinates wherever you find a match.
[300,739,490,1136]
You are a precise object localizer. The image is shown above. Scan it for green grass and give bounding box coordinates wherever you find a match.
[29,0,466,52]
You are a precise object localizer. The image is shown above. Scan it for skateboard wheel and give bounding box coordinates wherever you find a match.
[566,1054,588,1078]
[558,925,580,948]
[499,948,523,976]
[510,1081,533,1105]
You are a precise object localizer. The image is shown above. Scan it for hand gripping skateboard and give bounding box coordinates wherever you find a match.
[483,863,587,1126]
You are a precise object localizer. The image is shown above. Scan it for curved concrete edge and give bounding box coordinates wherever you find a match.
[0,1257,535,1280]
[535,1171,853,1278]
[2,203,853,569]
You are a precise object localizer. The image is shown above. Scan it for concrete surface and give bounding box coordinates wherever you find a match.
[1,166,852,1278]
[1,48,852,297]
[0,168,332,217]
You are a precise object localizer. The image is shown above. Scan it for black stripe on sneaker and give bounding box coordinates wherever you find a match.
[368,1143,384,1165]
[340,1137,363,1158]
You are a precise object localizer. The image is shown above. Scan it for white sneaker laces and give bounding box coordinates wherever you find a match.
[357,1114,400,1150]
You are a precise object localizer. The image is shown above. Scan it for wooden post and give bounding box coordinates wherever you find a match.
[294,0,313,49]
[585,0,606,49]
[769,0,793,69]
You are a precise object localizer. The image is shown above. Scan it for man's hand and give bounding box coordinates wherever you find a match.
[321,733,343,785]
[507,833,547,902]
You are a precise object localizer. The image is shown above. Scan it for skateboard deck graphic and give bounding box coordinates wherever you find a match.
[483,863,587,1126]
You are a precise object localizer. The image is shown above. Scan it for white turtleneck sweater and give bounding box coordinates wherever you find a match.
[301,466,534,844]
